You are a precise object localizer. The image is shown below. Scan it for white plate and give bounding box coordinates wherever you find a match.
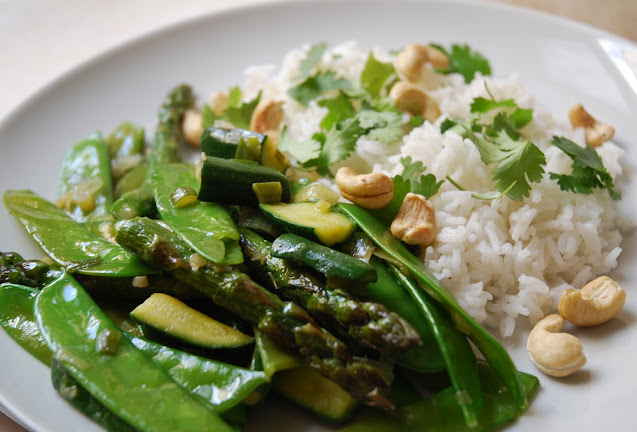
[1,0,636,431]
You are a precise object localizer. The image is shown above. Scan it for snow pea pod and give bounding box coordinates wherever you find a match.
[339,361,539,432]
[56,132,113,222]
[337,203,527,410]
[106,122,145,162]
[388,263,482,428]
[368,256,444,372]
[34,273,235,432]
[125,334,267,413]
[152,163,243,265]
[3,190,155,277]
[113,162,148,200]
[51,357,137,432]
[0,283,51,365]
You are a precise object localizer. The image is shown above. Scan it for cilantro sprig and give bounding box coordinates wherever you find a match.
[282,43,406,176]
[202,86,261,130]
[371,157,443,225]
[549,136,621,200]
[444,91,544,201]
[432,44,491,83]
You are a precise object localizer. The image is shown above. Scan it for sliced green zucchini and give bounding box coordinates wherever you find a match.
[260,136,288,173]
[252,182,283,204]
[272,365,359,423]
[259,202,356,246]
[271,233,377,282]
[254,330,301,380]
[130,293,254,349]
[292,182,340,205]
[198,155,290,207]
[200,126,266,160]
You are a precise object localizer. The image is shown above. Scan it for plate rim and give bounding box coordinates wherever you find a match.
[2,0,636,131]
[1,1,636,431]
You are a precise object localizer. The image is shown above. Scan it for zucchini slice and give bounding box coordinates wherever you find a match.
[200,126,266,160]
[259,202,356,246]
[272,365,359,423]
[198,155,290,207]
[130,293,254,349]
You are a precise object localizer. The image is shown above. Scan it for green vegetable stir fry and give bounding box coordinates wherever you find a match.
[1,40,622,431]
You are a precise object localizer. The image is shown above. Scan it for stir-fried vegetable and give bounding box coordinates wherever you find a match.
[8,40,610,429]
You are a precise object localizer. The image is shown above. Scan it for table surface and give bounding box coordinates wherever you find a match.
[1,0,636,431]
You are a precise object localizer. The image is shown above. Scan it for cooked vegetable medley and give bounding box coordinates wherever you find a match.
[1,40,627,431]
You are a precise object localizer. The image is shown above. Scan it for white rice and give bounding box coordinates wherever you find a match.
[239,41,627,337]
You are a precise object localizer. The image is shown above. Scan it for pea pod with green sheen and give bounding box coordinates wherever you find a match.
[152,163,243,265]
[367,256,444,372]
[106,122,145,163]
[56,133,114,222]
[51,357,137,432]
[0,283,52,365]
[34,272,235,432]
[0,258,265,414]
[339,361,539,432]
[115,217,395,412]
[111,84,194,219]
[388,263,482,428]
[3,190,155,277]
[336,202,527,410]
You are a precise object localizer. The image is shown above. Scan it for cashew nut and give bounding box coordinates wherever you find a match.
[182,108,203,148]
[395,44,450,84]
[390,81,441,123]
[527,314,586,377]
[568,103,615,147]
[390,192,437,247]
[559,276,626,327]
[335,167,393,209]
[209,91,229,116]
[250,99,284,143]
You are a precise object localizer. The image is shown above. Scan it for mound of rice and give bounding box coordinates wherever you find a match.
[239,41,627,337]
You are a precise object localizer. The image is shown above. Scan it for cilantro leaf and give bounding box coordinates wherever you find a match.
[467,126,545,200]
[470,97,516,114]
[433,44,491,83]
[288,72,351,106]
[360,53,396,98]
[318,92,355,130]
[296,42,327,81]
[370,175,412,226]
[371,158,443,225]
[411,173,444,199]
[201,104,215,129]
[303,119,364,176]
[409,115,425,128]
[510,107,533,128]
[400,156,425,179]
[471,96,533,139]
[357,109,404,144]
[549,136,621,200]
[217,87,261,130]
[278,127,321,164]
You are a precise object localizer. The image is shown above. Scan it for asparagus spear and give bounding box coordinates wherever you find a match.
[111,84,194,219]
[239,228,421,357]
[114,217,395,412]
[1,251,61,287]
